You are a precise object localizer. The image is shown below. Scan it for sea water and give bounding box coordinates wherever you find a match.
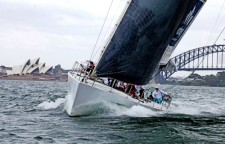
[0,80,225,143]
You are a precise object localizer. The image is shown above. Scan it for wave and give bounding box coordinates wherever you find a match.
[37,98,65,110]
[103,101,160,117]
[41,93,225,117]
[166,98,225,116]
[71,99,225,117]
[65,100,162,117]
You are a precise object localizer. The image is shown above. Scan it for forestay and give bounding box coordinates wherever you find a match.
[96,0,206,85]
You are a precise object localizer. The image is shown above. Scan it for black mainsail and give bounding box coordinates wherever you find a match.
[96,0,206,85]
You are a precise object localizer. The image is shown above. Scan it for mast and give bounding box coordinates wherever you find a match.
[95,0,207,85]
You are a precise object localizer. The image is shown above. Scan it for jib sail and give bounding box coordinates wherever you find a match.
[96,0,206,85]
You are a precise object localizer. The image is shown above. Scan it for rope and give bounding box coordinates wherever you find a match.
[151,69,162,81]
[164,46,212,91]
[152,45,216,91]
[92,0,124,60]
[206,0,225,45]
[90,0,114,60]
[216,8,225,39]
[214,27,225,44]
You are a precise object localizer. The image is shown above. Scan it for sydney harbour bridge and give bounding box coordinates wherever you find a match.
[155,44,225,83]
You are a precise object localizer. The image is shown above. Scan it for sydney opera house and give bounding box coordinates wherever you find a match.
[6,58,53,75]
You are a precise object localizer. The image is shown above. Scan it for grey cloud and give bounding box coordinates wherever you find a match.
[0,0,103,36]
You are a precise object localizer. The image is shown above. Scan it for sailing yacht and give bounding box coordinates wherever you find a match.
[65,0,207,116]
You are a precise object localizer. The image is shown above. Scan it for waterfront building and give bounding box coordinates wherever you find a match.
[6,58,53,75]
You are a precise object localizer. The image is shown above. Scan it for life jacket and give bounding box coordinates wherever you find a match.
[129,91,135,96]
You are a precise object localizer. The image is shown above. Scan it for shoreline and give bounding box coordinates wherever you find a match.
[0,74,68,82]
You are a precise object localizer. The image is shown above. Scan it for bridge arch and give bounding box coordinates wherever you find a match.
[156,44,225,83]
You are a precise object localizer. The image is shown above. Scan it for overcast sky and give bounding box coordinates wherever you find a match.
[0,0,225,76]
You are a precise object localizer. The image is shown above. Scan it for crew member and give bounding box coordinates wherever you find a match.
[100,77,109,85]
[86,60,95,75]
[139,86,145,99]
[152,87,168,104]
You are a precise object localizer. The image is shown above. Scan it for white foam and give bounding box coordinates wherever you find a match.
[166,97,225,116]
[37,98,65,110]
[118,105,160,117]
[99,101,159,117]
[63,87,225,117]
[168,104,201,115]
[64,94,73,113]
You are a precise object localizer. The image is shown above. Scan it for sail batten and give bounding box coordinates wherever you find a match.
[96,0,206,85]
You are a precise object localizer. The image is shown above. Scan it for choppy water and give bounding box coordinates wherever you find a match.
[0,80,225,144]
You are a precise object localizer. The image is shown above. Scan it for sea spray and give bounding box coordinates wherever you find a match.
[166,93,225,116]
[64,94,74,114]
[87,101,161,117]
[117,105,160,117]
[37,98,65,110]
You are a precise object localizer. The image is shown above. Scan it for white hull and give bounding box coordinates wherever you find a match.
[65,72,169,116]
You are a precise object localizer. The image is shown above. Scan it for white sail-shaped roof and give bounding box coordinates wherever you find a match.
[20,59,31,75]
[6,58,53,75]
[39,66,53,74]
[37,63,45,71]
[21,58,40,74]
[30,58,40,65]
[27,66,39,74]
[22,64,32,75]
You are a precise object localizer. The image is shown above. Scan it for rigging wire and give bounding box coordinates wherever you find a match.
[216,10,225,37]
[161,1,225,91]
[151,45,213,91]
[182,2,225,85]
[163,45,212,91]
[185,11,225,88]
[214,26,225,44]
[92,0,124,61]
[206,0,225,45]
[90,1,223,92]
[212,1,225,44]
[89,0,114,60]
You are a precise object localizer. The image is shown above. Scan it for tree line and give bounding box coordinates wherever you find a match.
[167,71,225,87]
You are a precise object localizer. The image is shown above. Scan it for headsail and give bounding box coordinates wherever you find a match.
[96,0,206,85]
[159,0,207,66]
